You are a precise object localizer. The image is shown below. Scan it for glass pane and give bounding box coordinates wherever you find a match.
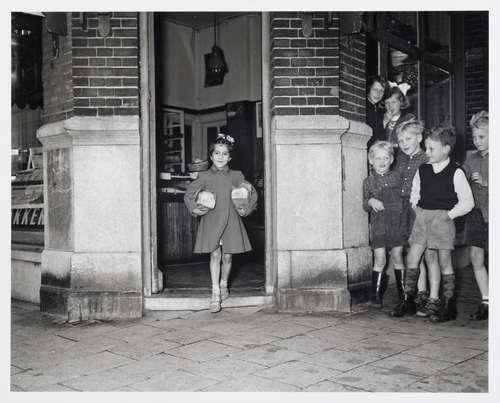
[386,12,417,45]
[423,12,451,60]
[425,64,451,128]
[387,47,419,116]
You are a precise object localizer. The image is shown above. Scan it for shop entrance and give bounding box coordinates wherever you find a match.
[149,12,267,303]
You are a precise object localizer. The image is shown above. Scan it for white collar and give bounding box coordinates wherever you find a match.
[431,157,450,173]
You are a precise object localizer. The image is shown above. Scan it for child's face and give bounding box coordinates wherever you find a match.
[385,94,402,116]
[368,81,385,104]
[425,138,450,164]
[398,130,422,156]
[472,126,489,154]
[369,149,393,175]
[210,143,231,169]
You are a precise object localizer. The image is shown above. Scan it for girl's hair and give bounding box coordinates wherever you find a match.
[427,124,456,151]
[208,133,234,157]
[470,110,488,129]
[368,140,394,160]
[383,86,410,110]
[367,75,387,92]
[395,118,425,139]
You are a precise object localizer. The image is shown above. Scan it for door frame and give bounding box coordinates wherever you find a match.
[139,12,275,298]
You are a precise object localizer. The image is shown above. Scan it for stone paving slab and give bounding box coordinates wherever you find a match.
[300,348,381,372]
[58,367,150,391]
[270,334,341,354]
[403,340,485,363]
[330,364,423,392]
[114,353,200,378]
[185,356,267,381]
[334,337,410,358]
[130,369,219,391]
[302,380,368,392]
[160,327,219,345]
[201,374,300,391]
[258,360,342,388]
[369,353,455,377]
[231,344,308,367]
[167,340,241,362]
[209,329,281,349]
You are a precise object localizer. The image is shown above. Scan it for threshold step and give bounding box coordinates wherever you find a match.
[144,293,273,311]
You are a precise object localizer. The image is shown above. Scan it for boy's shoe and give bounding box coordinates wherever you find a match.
[429,297,457,323]
[470,303,488,321]
[426,298,442,322]
[415,291,430,317]
[389,295,416,317]
[209,292,221,313]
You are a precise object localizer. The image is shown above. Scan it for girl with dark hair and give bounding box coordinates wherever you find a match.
[366,76,387,149]
[383,83,415,148]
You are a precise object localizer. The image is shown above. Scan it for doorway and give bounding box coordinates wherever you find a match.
[153,12,266,298]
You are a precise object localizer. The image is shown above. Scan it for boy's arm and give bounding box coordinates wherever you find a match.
[409,170,421,208]
[448,169,475,219]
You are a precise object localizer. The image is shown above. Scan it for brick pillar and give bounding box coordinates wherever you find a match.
[270,12,371,312]
[38,12,142,321]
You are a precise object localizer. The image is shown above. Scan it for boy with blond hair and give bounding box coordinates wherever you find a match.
[463,111,489,320]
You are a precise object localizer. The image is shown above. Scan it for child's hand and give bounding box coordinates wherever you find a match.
[368,198,385,212]
[236,207,246,216]
[193,205,210,216]
[471,172,487,186]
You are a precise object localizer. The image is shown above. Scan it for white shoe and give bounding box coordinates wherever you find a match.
[209,292,221,313]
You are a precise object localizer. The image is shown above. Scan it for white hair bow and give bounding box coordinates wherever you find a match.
[388,81,411,96]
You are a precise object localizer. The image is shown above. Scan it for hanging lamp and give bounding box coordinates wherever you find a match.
[204,13,228,87]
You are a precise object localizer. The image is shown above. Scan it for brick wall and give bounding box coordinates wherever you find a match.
[464,11,488,149]
[339,32,366,122]
[71,12,139,117]
[41,13,73,124]
[270,12,340,116]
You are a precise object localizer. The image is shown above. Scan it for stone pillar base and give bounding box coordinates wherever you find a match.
[40,285,142,322]
[277,288,351,313]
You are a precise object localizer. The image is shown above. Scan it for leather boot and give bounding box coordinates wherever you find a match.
[394,269,404,300]
[370,271,388,308]
[389,268,418,317]
[430,274,457,323]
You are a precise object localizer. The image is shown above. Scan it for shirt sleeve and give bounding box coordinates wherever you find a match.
[184,173,206,216]
[462,156,472,179]
[448,168,475,219]
[410,169,421,208]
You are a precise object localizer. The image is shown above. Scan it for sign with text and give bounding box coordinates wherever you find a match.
[12,207,44,230]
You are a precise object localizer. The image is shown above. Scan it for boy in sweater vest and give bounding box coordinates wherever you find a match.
[398,125,474,322]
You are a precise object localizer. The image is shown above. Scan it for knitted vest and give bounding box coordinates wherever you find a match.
[418,162,461,210]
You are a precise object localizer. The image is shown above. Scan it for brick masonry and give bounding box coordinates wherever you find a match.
[339,32,366,123]
[464,12,488,149]
[41,13,74,124]
[270,12,340,116]
[71,12,140,117]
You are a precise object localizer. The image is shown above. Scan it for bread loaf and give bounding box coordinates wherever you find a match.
[196,190,216,209]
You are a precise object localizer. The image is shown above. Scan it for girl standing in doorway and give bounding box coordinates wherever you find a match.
[184,134,257,313]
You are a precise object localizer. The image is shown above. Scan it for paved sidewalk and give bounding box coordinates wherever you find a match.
[11,269,488,393]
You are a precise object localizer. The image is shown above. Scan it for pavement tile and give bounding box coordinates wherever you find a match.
[302,380,368,392]
[476,351,488,361]
[209,329,280,349]
[271,334,340,354]
[36,383,80,392]
[232,344,307,367]
[221,306,267,315]
[162,328,219,345]
[201,374,300,391]
[167,340,240,362]
[10,384,26,392]
[130,369,219,391]
[372,332,441,347]
[404,340,485,363]
[331,364,422,392]
[59,367,149,391]
[253,321,315,338]
[300,348,380,372]
[194,320,254,335]
[106,335,181,360]
[141,310,192,322]
[145,317,196,331]
[280,314,344,329]
[112,352,199,378]
[106,324,169,343]
[187,356,266,381]
[258,360,342,388]
[41,351,136,379]
[54,322,118,341]
[412,358,488,392]
[307,326,379,344]
[11,369,75,391]
[370,353,455,376]
[335,337,410,358]
[10,365,24,376]
[435,336,488,351]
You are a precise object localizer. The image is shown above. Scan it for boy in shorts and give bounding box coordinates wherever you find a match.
[463,111,489,320]
[389,119,431,317]
[396,125,474,322]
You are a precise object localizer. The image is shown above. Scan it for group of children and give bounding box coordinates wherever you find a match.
[363,110,489,322]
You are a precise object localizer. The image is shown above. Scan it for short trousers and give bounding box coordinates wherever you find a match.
[409,207,455,250]
[465,208,488,251]
[370,209,405,250]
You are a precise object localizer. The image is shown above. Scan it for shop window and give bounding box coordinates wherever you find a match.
[425,65,451,128]
[423,12,451,61]
[387,47,419,116]
[386,12,417,45]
